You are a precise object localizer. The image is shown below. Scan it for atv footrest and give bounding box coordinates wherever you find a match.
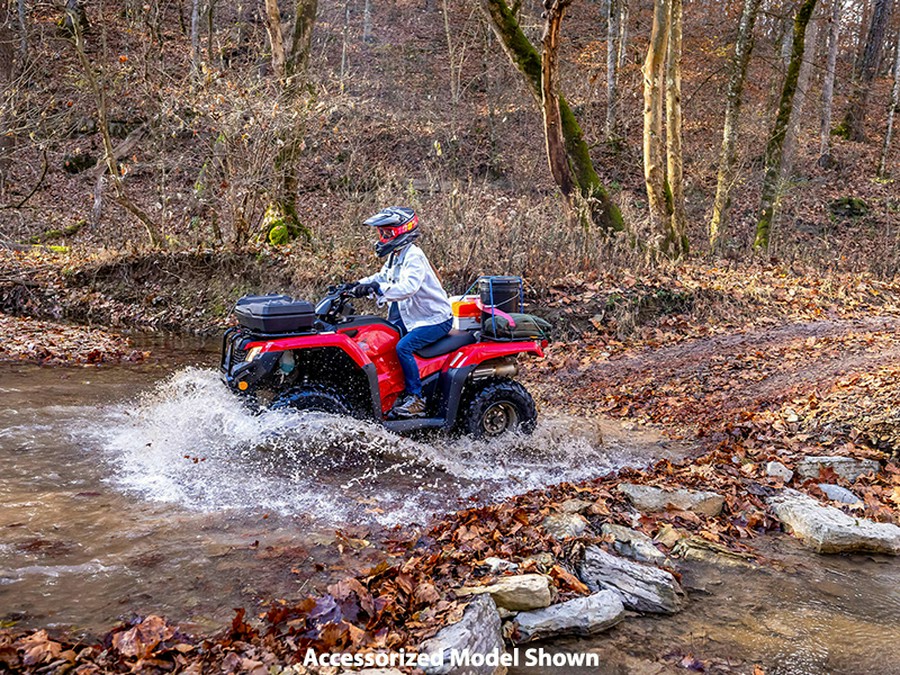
[383,417,446,434]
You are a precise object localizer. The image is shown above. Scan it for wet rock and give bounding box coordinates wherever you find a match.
[419,594,506,675]
[818,483,862,505]
[459,574,552,611]
[769,489,900,554]
[618,483,724,517]
[653,524,687,549]
[543,513,589,539]
[481,557,518,574]
[766,461,794,482]
[510,590,625,643]
[601,524,666,564]
[671,536,757,568]
[559,498,593,514]
[796,456,880,482]
[577,545,684,614]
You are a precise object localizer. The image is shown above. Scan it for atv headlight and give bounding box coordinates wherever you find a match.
[245,346,263,362]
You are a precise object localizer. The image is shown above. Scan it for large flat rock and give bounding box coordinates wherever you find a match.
[796,456,880,482]
[617,483,724,517]
[419,595,507,675]
[459,574,552,611]
[511,590,625,643]
[577,545,684,614]
[769,489,900,554]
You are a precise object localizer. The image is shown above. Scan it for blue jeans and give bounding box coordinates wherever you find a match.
[394,317,452,397]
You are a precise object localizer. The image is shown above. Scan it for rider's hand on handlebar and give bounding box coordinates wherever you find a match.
[351,281,380,298]
[340,281,359,294]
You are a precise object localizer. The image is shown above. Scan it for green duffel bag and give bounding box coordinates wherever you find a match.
[481,312,552,341]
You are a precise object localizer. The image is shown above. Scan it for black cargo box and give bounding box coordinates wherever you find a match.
[234,294,315,334]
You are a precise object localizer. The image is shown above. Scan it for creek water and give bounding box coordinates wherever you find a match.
[1,341,898,674]
[0,338,669,636]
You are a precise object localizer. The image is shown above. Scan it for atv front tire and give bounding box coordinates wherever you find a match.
[270,386,351,415]
[462,378,537,439]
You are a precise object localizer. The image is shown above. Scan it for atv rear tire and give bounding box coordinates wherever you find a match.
[462,378,537,439]
[270,386,351,415]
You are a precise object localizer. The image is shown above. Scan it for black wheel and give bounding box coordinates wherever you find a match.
[462,378,537,439]
[270,386,351,415]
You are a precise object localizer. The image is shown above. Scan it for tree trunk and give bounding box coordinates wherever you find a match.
[542,0,575,199]
[755,0,818,251]
[709,0,762,250]
[819,0,841,160]
[363,0,372,43]
[264,0,287,80]
[642,0,669,239]
[190,0,201,74]
[481,0,624,231]
[663,0,687,258]
[71,19,162,247]
[0,3,14,192]
[17,0,26,63]
[605,0,619,141]
[782,10,818,171]
[842,0,893,141]
[207,0,217,66]
[287,0,318,86]
[878,27,900,176]
[617,0,629,70]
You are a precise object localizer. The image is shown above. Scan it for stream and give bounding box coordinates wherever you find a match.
[1,340,899,674]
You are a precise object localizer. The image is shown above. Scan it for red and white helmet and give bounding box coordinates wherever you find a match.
[364,207,420,257]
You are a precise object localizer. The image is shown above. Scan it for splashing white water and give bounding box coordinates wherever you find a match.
[91,368,629,525]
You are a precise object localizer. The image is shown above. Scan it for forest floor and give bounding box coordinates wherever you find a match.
[1,247,899,673]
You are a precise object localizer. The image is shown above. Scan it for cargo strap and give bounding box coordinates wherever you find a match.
[475,298,517,328]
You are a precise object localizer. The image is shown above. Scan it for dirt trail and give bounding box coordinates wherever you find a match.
[533,316,900,436]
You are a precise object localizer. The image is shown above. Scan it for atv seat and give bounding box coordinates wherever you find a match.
[415,330,477,359]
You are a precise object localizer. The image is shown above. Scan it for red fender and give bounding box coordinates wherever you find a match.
[443,340,545,371]
[247,333,372,368]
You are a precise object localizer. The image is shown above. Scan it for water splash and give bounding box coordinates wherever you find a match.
[92,368,627,525]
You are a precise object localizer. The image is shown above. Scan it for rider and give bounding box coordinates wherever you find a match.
[351,207,452,417]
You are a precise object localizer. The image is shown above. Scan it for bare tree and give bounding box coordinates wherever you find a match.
[617,0,629,69]
[878,26,900,176]
[0,2,14,193]
[709,0,762,250]
[190,0,201,74]
[642,0,669,241]
[264,0,287,80]
[664,0,687,257]
[542,0,575,200]
[481,0,624,231]
[782,6,819,170]
[819,0,841,162]
[755,0,818,251]
[605,0,620,141]
[70,16,163,247]
[363,0,373,43]
[287,0,318,86]
[841,0,894,141]
[17,0,26,63]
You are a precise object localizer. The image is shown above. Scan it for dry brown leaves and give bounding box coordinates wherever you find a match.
[0,312,147,365]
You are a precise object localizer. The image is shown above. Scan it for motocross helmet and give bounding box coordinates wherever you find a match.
[364,206,419,257]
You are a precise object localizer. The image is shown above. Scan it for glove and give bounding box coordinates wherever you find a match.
[351,281,380,298]
[340,281,359,294]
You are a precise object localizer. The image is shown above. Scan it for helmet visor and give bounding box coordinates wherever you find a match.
[377,226,399,243]
[376,217,417,243]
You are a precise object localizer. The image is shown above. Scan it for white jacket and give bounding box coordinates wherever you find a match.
[358,244,452,331]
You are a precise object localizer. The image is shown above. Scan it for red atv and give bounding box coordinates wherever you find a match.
[219,285,547,438]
